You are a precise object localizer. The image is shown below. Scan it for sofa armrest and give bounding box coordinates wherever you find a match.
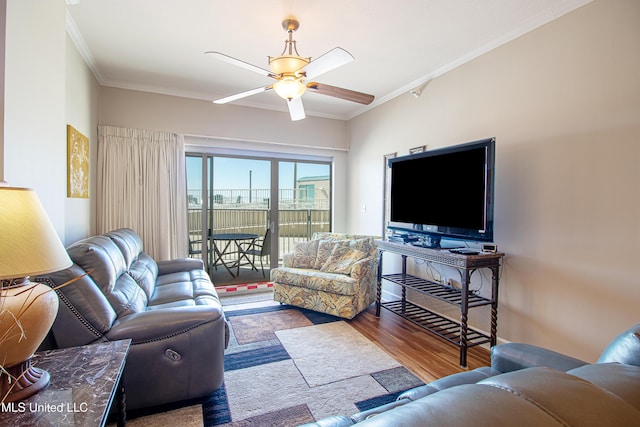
[157,257,204,275]
[597,323,640,366]
[106,305,223,343]
[350,256,375,282]
[491,342,588,373]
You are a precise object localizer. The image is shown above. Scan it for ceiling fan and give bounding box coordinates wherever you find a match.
[206,18,374,121]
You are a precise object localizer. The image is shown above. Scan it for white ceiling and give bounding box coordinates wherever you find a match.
[66,0,592,121]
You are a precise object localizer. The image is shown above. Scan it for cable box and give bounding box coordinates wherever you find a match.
[388,235,419,243]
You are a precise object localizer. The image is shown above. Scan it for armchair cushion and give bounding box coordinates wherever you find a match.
[271,267,360,295]
[290,239,320,268]
[320,246,367,274]
[314,239,346,269]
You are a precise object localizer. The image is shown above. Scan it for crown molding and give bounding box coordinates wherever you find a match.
[65,8,103,84]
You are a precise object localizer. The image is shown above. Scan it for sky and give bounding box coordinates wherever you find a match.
[186,156,330,191]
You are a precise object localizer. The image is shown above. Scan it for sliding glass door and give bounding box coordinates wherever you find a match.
[186,152,331,285]
[277,161,332,255]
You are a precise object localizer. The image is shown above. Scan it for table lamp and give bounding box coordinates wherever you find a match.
[0,187,72,402]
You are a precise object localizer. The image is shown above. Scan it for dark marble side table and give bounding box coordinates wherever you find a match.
[0,339,131,427]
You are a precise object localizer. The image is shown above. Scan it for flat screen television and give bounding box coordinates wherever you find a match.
[387,137,495,248]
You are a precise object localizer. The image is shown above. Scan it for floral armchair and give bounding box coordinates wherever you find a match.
[271,233,378,319]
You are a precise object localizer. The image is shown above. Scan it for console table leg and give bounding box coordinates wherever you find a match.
[490,266,500,346]
[376,249,383,317]
[459,270,471,368]
[116,379,126,427]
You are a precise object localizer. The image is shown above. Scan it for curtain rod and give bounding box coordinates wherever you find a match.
[182,133,349,153]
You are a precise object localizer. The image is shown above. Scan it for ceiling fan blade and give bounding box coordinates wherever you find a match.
[205,51,274,78]
[306,82,374,105]
[214,86,272,104]
[302,47,354,80]
[287,97,306,121]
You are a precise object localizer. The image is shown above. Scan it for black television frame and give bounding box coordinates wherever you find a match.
[387,137,495,248]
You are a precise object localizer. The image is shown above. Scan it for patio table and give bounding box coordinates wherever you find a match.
[211,233,259,278]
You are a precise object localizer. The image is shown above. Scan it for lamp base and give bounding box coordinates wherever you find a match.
[1,358,50,402]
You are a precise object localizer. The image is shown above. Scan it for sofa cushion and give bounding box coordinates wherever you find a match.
[41,264,117,347]
[320,246,367,274]
[478,367,640,426]
[150,270,220,308]
[353,383,564,427]
[312,233,377,256]
[105,228,145,268]
[568,363,640,412]
[314,239,347,269]
[127,253,158,299]
[66,235,149,317]
[67,235,127,294]
[346,238,375,257]
[270,266,360,296]
[290,239,320,268]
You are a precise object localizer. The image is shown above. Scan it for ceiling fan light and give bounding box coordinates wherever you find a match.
[269,55,309,75]
[273,77,307,101]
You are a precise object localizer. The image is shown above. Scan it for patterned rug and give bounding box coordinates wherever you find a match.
[124,304,424,426]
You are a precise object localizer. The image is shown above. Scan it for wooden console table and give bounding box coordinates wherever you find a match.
[1,340,130,427]
[376,240,504,367]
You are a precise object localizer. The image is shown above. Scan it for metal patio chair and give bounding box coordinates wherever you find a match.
[237,229,271,277]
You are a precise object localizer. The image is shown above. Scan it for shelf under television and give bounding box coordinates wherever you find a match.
[380,300,491,348]
[382,273,494,308]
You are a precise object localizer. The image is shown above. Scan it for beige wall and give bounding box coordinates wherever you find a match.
[99,87,349,150]
[4,0,67,236]
[348,0,640,361]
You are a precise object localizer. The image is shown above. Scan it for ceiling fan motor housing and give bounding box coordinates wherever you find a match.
[268,55,309,76]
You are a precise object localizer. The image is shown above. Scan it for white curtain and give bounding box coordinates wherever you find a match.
[97,126,188,260]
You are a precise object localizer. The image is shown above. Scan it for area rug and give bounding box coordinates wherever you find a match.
[212,305,424,425]
[115,405,203,427]
[218,285,275,307]
[125,304,424,426]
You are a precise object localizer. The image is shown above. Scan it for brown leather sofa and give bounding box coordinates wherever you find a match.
[304,323,640,426]
[41,228,228,410]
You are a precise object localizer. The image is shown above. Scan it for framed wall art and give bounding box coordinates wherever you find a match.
[67,125,89,198]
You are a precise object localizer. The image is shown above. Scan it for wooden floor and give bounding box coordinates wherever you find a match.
[348,304,491,383]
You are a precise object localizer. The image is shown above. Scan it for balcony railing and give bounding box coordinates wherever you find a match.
[187,208,330,263]
[187,188,330,269]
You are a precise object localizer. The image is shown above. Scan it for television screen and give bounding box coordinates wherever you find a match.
[388,138,495,245]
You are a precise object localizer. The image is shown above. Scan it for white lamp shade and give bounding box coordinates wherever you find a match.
[0,187,72,280]
[273,74,308,101]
